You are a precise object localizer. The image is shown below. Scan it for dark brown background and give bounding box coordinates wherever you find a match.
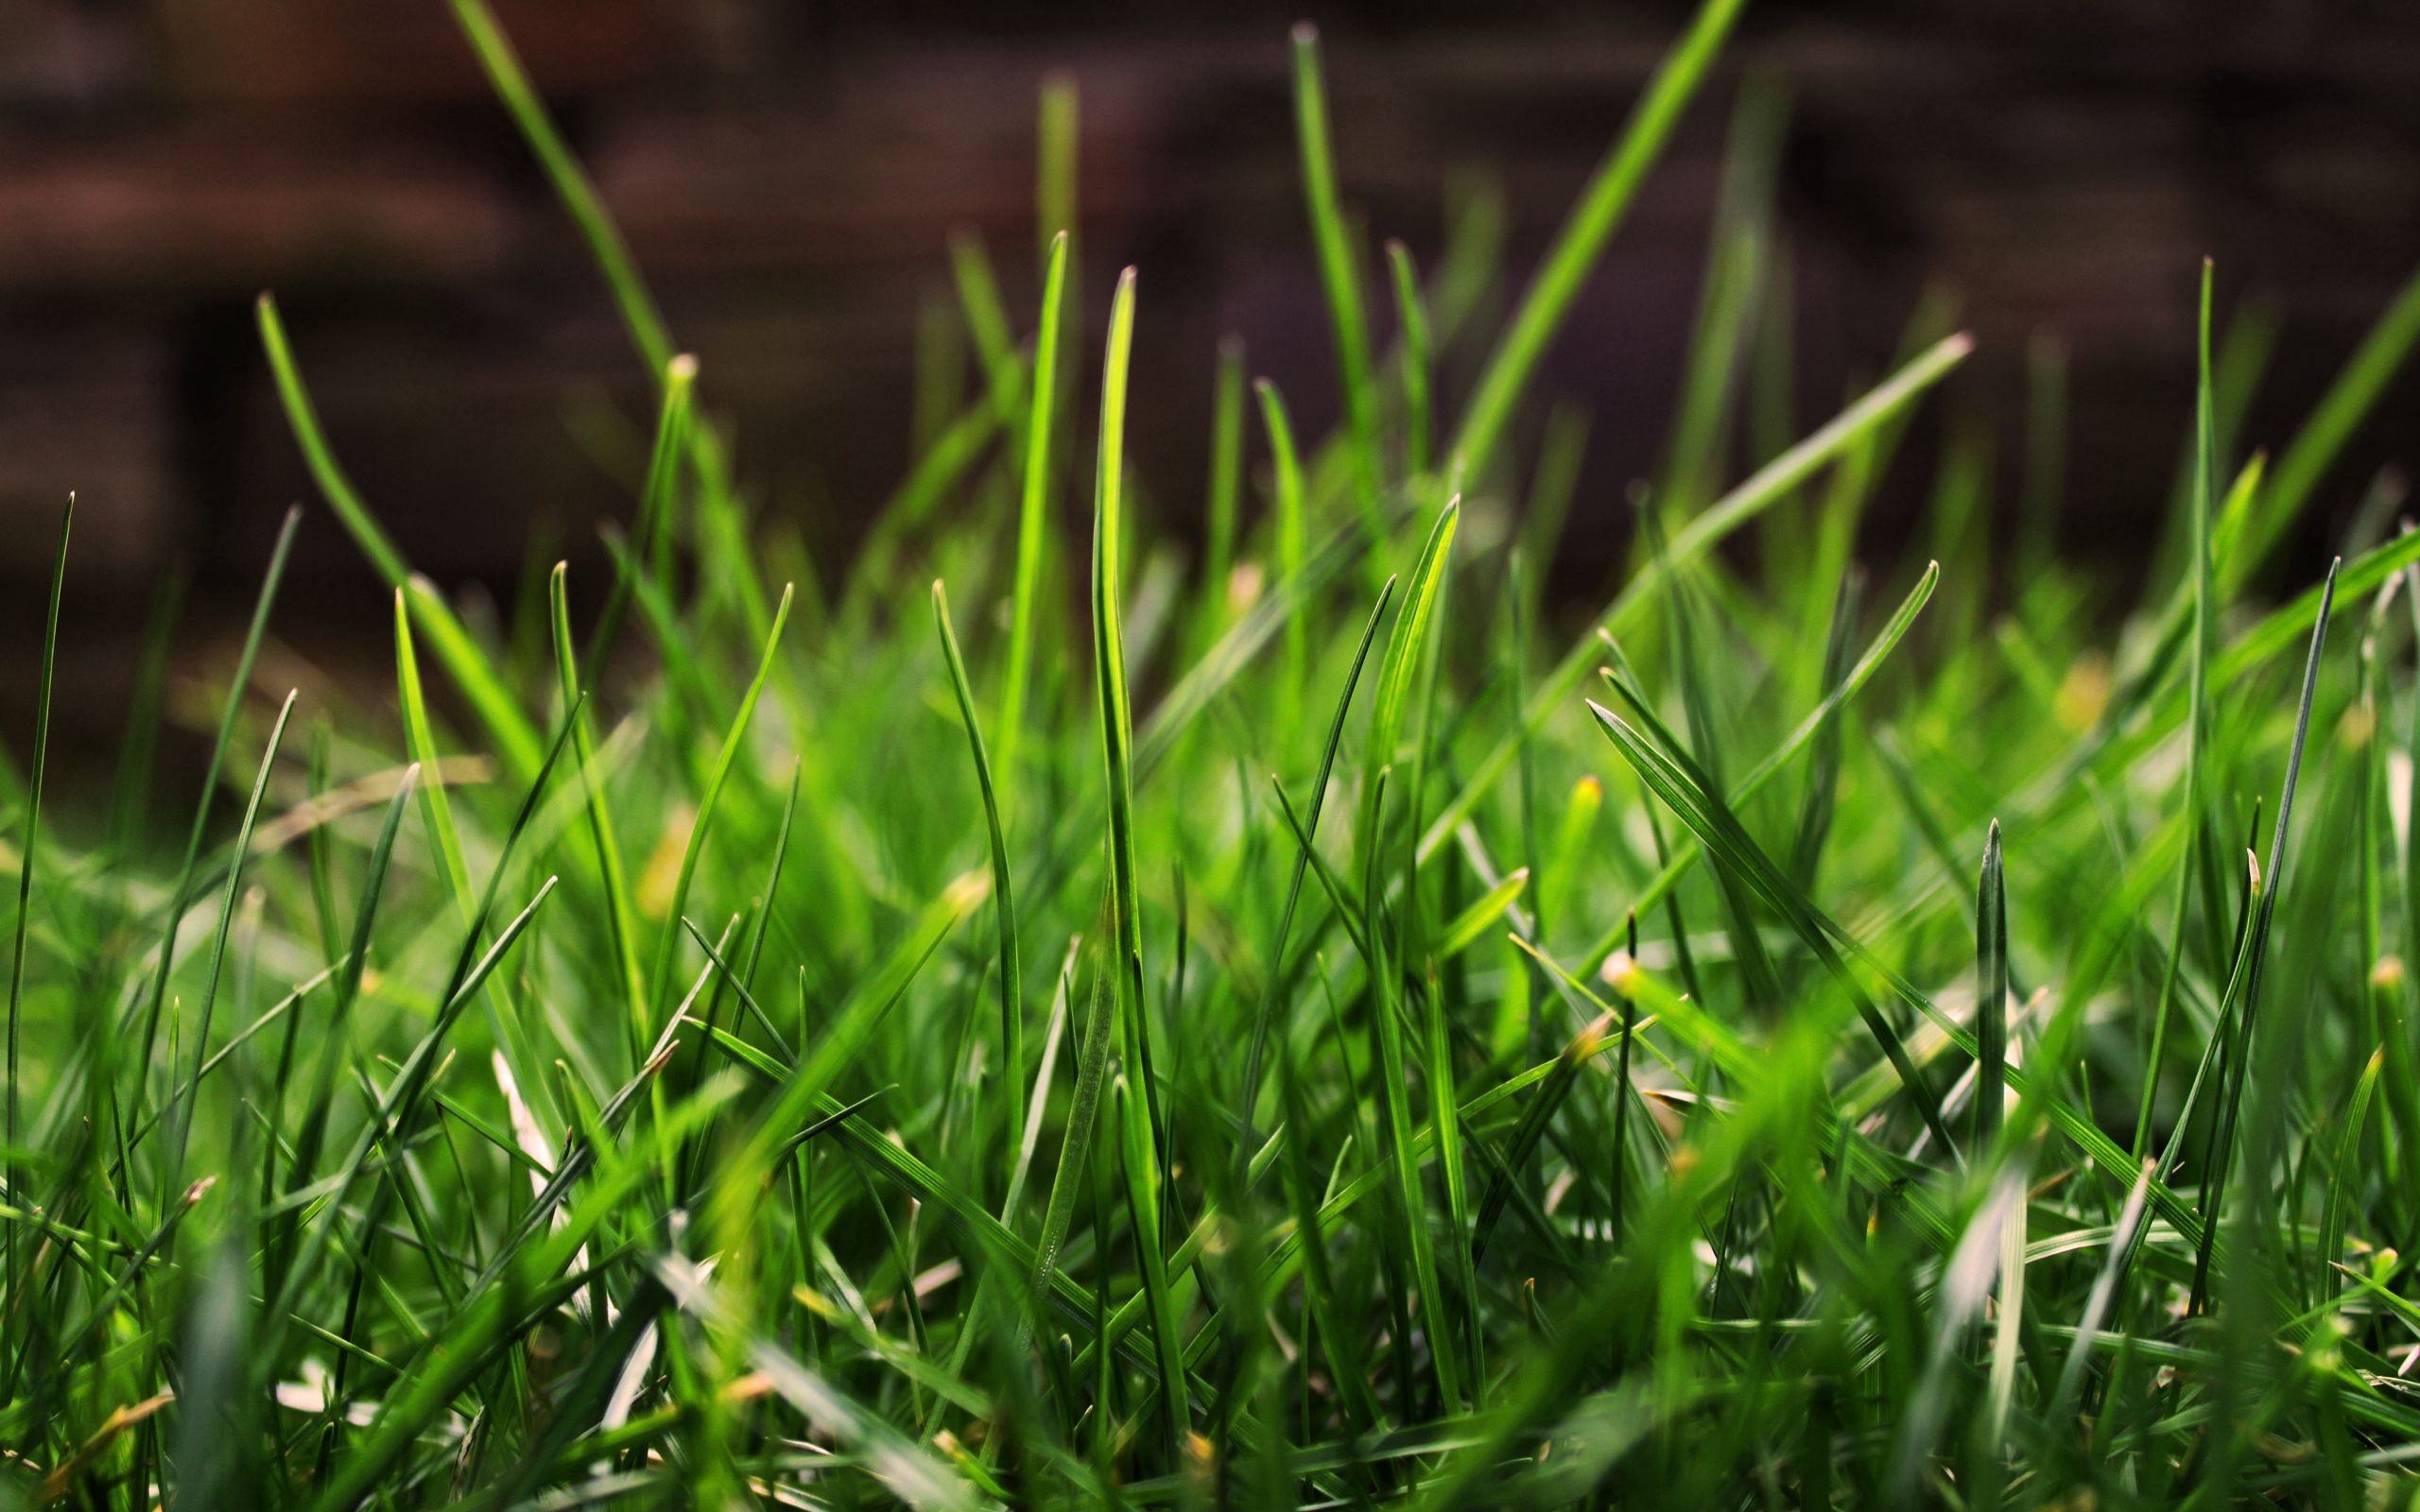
[3,0,2417,778]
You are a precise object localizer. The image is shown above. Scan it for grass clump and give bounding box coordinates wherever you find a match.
[9,0,2420,1505]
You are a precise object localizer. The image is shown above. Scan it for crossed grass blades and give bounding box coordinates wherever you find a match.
[9,0,2420,1504]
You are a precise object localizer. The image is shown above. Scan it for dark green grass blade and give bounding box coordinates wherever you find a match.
[1642,499,1779,1006]
[1034,966,1115,1338]
[1359,765,1468,1417]
[1084,267,1189,1441]
[1572,558,1938,974]
[1975,819,2008,1149]
[2135,260,2222,1162]
[1115,1073,1190,1457]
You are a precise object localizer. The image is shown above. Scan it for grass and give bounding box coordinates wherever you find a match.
[8,0,2420,1504]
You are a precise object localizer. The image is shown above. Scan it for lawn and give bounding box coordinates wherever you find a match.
[7,0,2420,1505]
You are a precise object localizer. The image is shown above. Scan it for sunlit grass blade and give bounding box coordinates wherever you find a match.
[997,229,1069,799]
[2190,556,2340,1312]
[1975,819,2008,1149]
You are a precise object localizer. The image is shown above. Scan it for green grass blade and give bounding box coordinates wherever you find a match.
[997,230,1069,798]
[1254,378,1313,721]
[5,496,68,1293]
[933,578,1024,1190]
[257,295,544,781]
[2249,261,2420,570]
[1388,240,1433,480]
[1197,335,1248,650]
[1423,334,1970,866]
[1239,576,1396,1128]
[1289,24,1385,566]
[132,506,303,1122]
[643,584,796,1016]
[1450,0,1749,476]
[549,563,647,1058]
[1587,691,1958,1156]
[163,690,299,1199]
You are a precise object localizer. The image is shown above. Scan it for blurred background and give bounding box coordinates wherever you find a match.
[2,0,2417,782]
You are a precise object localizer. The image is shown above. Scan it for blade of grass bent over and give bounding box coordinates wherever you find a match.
[257,294,543,782]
